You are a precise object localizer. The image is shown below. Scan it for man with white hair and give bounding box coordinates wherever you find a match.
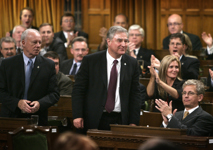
[12,25,26,54]
[0,29,59,126]
[128,24,155,73]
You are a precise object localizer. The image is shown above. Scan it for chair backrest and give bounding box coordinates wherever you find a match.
[7,126,58,150]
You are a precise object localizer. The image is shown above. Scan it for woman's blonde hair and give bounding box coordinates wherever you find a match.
[183,33,192,53]
[158,55,182,98]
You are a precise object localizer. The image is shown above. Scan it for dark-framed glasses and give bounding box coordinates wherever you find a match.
[182,91,197,96]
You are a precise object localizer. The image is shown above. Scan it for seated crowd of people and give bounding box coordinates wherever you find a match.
[1,7,213,145]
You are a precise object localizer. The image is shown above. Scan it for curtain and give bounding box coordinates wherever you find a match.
[0,0,64,38]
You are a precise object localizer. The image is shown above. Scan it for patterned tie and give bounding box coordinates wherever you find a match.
[23,59,33,99]
[182,111,189,119]
[70,63,77,75]
[105,60,118,113]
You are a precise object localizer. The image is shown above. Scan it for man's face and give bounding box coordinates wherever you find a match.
[39,25,54,46]
[169,38,185,56]
[21,9,33,28]
[12,26,26,43]
[114,15,128,29]
[61,16,75,32]
[47,57,59,74]
[182,85,203,110]
[22,31,42,58]
[107,32,128,59]
[0,42,16,58]
[167,15,183,34]
[71,41,89,62]
[128,29,143,48]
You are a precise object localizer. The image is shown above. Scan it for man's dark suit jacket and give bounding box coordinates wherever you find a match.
[166,107,213,136]
[54,30,88,43]
[180,55,200,80]
[9,26,38,37]
[72,50,141,130]
[0,54,59,125]
[60,58,74,75]
[48,37,68,62]
[136,47,155,72]
[163,32,202,50]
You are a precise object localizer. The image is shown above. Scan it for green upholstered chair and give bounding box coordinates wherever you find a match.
[7,126,58,150]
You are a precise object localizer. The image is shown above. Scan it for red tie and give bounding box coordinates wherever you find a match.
[105,60,118,113]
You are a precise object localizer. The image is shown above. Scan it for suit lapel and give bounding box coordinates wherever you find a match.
[100,52,107,88]
[18,54,25,89]
[181,107,201,123]
[60,31,67,42]
[29,55,42,87]
[120,55,128,85]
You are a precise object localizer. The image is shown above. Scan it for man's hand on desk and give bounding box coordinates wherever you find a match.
[73,118,84,129]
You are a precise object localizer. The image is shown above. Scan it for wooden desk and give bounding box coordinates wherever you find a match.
[87,125,213,150]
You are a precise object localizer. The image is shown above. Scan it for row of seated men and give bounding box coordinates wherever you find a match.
[0,7,213,138]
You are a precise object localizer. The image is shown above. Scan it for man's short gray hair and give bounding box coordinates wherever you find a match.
[182,79,205,95]
[21,29,40,41]
[128,24,145,37]
[107,26,127,40]
[13,25,26,34]
[0,37,16,49]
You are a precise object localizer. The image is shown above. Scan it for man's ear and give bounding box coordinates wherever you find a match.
[22,40,25,47]
[198,94,204,102]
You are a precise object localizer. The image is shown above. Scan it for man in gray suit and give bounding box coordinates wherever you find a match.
[155,79,213,136]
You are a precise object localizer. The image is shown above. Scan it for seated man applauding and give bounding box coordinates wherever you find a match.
[156,79,213,136]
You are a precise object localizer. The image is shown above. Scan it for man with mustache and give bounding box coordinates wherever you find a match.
[152,33,199,80]
[60,36,89,75]
[0,37,17,65]
[39,23,68,62]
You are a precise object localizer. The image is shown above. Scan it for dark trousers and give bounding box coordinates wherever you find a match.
[98,112,122,130]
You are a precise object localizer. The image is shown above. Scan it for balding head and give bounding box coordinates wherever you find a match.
[167,14,183,34]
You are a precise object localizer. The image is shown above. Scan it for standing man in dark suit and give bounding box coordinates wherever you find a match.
[163,14,202,51]
[128,24,155,74]
[54,13,88,48]
[7,7,38,37]
[155,79,213,136]
[39,23,68,62]
[72,26,141,132]
[152,33,200,80]
[60,36,89,75]
[0,29,59,126]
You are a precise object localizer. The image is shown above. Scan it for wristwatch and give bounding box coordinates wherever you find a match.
[166,114,173,120]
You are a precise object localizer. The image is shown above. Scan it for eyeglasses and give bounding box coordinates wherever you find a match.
[129,34,142,37]
[167,22,181,27]
[114,38,129,44]
[182,91,197,96]
[169,43,183,47]
[63,19,74,23]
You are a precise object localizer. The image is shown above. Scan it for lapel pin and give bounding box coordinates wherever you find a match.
[182,63,184,65]
[140,56,142,58]
[37,66,39,69]
[124,63,126,65]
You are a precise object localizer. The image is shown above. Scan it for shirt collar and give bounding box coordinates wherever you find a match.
[23,53,36,65]
[184,105,199,114]
[106,49,122,65]
[73,59,81,66]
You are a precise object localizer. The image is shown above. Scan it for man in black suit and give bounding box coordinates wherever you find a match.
[155,79,213,136]
[72,26,141,132]
[60,36,89,75]
[0,29,59,126]
[163,14,202,51]
[7,7,38,37]
[0,37,17,65]
[54,13,88,48]
[153,33,200,80]
[128,24,155,75]
[39,23,68,62]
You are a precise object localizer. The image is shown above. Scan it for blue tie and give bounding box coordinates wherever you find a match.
[70,63,77,75]
[23,59,33,99]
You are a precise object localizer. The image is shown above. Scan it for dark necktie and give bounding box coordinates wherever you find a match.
[133,50,136,55]
[105,60,118,113]
[23,59,33,99]
[70,63,77,75]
